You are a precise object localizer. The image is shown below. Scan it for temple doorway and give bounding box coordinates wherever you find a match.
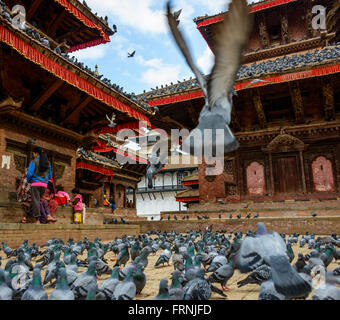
[274,156,300,194]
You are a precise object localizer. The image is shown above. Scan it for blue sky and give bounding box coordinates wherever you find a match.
[74,0,259,95]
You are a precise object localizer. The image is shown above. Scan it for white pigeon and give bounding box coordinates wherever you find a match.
[166,0,253,157]
[106,113,116,128]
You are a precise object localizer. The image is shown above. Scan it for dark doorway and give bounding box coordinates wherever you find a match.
[274,156,300,194]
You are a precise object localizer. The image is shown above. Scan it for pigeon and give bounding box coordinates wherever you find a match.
[313,283,340,300]
[132,263,146,295]
[208,261,234,291]
[237,264,272,288]
[235,222,312,299]
[114,245,130,268]
[49,268,75,300]
[85,282,97,300]
[246,213,251,219]
[172,246,185,271]
[259,279,285,300]
[155,245,172,267]
[237,214,241,219]
[106,113,116,128]
[130,242,141,261]
[169,270,184,300]
[173,8,182,25]
[96,267,120,300]
[21,267,48,300]
[207,249,228,272]
[254,213,259,218]
[229,214,233,219]
[167,0,253,156]
[128,51,136,58]
[294,254,307,273]
[153,278,170,300]
[2,242,14,258]
[112,269,136,300]
[311,212,317,218]
[70,261,97,300]
[0,268,13,300]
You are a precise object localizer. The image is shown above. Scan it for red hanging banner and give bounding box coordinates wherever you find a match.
[76,161,115,176]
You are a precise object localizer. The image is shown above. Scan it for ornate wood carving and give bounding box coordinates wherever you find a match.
[230,106,241,132]
[0,96,23,114]
[322,80,335,121]
[280,9,289,44]
[224,160,234,176]
[326,1,340,34]
[305,0,314,38]
[258,14,270,49]
[252,92,267,128]
[263,128,307,153]
[289,82,304,124]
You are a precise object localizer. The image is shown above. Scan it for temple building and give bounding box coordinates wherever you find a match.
[138,0,340,210]
[0,0,152,218]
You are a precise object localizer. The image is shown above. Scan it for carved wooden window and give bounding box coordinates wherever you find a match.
[246,162,265,195]
[312,156,335,192]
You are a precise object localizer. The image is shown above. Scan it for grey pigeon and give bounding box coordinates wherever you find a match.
[313,282,340,300]
[114,245,130,267]
[49,268,75,300]
[96,267,120,300]
[86,282,98,300]
[167,0,253,156]
[293,254,306,273]
[236,223,312,299]
[169,270,184,300]
[208,261,234,291]
[21,268,48,300]
[112,269,136,300]
[70,261,97,300]
[184,269,214,300]
[155,245,172,267]
[259,279,285,300]
[153,279,170,300]
[237,264,272,288]
[0,268,13,300]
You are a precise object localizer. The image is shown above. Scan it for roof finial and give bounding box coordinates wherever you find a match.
[94,64,99,76]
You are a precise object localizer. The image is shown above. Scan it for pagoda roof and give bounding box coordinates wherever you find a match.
[181,173,199,182]
[137,44,340,105]
[0,12,152,125]
[175,189,200,202]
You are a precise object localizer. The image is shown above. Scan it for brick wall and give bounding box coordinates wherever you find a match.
[136,216,340,235]
[0,224,140,248]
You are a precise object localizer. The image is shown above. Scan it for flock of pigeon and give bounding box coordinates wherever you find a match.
[0,222,339,300]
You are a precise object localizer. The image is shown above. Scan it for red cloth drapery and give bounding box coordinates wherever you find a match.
[53,0,110,46]
[76,161,115,176]
[69,38,108,53]
[96,121,143,134]
[182,181,199,186]
[196,0,297,28]
[147,63,340,106]
[176,197,200,202]
[0,25,150,125]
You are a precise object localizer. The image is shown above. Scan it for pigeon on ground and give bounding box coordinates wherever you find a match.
[70,261,97,300]
[153,279,170,300]
[313,283,340,300]
[21,267,48,300]
[235,222,312,299]
[114,245,130,268]
[49,268,75,300]
[133,264,146,295]
[0,268,13,300]
[294,254,307,273]
[259,279,285,300]
[237,265,272,288]
[208,261,234,291]
[96,267,120,300]
[130,242,141,261]
[155,245,172,267]
[167,0,253,156]
[112,269,136,300]
[169,270,184,300]
[86,282,98,300]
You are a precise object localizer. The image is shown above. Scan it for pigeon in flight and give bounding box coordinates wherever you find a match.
[112,24,117,33]
[106,113,116,128]
[128,50,136,58]
[245,78,271,89]
[166,0,253,157]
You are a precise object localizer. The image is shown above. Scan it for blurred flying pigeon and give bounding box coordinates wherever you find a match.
[112,24,117,33]
[235,223,312,299]
[106,113,116,128]
[167,0,253,157]
[173,9,182,25]
[128,50,136,58]
[245,78,272,89]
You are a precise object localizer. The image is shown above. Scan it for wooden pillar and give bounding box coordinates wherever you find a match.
[299,150,307,194]
[133,188,137,209]
[269,152,274,195]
